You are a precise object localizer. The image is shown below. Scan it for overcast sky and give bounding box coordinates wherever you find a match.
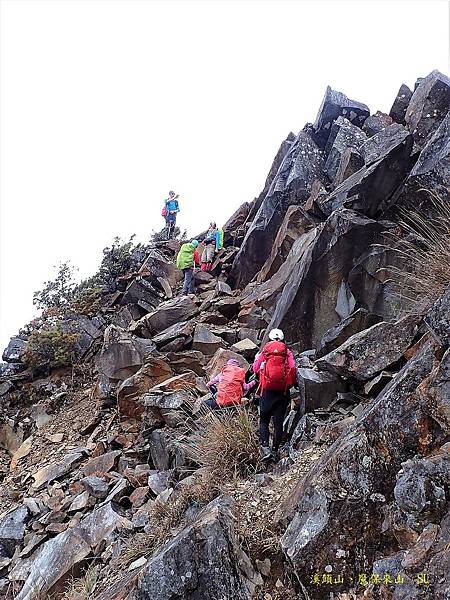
[0,0,449,353]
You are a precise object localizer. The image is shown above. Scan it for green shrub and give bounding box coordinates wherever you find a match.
[23,324,79,370]
[97,235,142,284]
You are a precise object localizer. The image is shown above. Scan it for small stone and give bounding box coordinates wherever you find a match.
[128,556,147,571]
[80,476,110,499]
[45,433,64,444]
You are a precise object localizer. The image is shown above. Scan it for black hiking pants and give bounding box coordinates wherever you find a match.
[259,390,290,451]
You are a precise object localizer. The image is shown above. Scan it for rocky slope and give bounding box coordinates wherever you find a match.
[0,69,449,600]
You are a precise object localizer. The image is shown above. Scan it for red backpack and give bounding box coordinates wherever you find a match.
[260,341,296,392]
[217,364,247,407]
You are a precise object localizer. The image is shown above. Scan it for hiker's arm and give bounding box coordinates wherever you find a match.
[287,350,296,370]
[207,374,220,388]
[242,379,257,392]
[253,352,263,373]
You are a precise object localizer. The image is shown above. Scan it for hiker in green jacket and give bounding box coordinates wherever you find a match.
[176,240,200,295]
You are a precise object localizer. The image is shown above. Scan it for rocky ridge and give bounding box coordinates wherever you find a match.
[0,69,449,600]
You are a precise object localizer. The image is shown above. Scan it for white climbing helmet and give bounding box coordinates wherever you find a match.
[268,328,284,341]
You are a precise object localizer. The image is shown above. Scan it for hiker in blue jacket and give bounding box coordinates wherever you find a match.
[162,191,180,239]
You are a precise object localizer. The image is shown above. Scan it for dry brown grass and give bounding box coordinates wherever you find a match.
[119,471,218,567]
[386,191,450,313]
[61,567,98,600]
[180,405,261,482]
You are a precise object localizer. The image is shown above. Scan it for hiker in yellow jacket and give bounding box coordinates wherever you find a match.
[176,240,200,295]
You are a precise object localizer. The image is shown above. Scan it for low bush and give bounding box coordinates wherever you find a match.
[22,324,79,370]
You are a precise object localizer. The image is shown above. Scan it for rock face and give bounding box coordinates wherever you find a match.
[321,123,414,217]
[425,284,450,346]
[98,325,156,381]
[278,342,447,592]
[316,308,381,358]
[228,131,324,288]
[262,209,387,348]
[315,315,420,380]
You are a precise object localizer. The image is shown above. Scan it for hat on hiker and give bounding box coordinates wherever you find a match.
[191,240,199,248]
[268,328,284,341]
[227,358,240,366]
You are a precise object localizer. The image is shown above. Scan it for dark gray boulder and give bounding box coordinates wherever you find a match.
[360,122,411,165]
[388,109,450,216]
[312,86,370,149]
[297,367,346,412]
[152,321,195,348]
[98,325,156,382]
[362,111,393,137]
[405,69,450,146]
[315,315,420,381]
[192,324,224,355]
[61,313,104,359]
[333,147,365,187]
[139,248,181,288]
[122,278,160,310]
[2,337,27,363]
[324,116,367,181]
[316,308,382,358]
[389,83,413,125]
[130,498,251,600]
[0,506,29,557]
[133,296,199,335]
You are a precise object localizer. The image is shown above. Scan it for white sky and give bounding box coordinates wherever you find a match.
[1,0,449,353]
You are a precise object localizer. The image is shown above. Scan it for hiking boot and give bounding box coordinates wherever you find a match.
[260,446,272,461]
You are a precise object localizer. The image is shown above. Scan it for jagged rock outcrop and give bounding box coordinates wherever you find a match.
[130,498,252,600]
[405,69,450,146]
[278,341,447,592]
[312,86,370,148]
[315,315,420,380]
[228,131,325,288]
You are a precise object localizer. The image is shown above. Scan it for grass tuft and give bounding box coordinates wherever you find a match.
[387,191,450,313]
[180,405,261,482]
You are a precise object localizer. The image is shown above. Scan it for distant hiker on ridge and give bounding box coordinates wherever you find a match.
[162,191,180,240]
[205,358,257,409]
[176,239,200,295]
[200,238,215,272]
[253,328,297,461]
[206,221,224,251]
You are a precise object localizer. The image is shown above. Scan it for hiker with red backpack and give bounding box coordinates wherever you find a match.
[161,191,180,240]
[205,358,257,409]
[253,328,296,460]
